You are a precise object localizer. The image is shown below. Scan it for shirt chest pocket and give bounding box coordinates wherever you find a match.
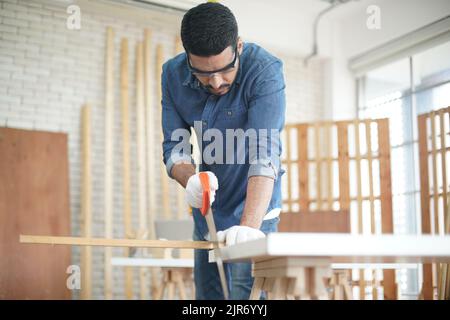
[215,105,247,129]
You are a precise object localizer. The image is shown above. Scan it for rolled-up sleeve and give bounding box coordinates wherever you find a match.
[161,63,194,178]
[247,60,286,180]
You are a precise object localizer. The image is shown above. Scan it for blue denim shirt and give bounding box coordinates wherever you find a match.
[161,43,286,238]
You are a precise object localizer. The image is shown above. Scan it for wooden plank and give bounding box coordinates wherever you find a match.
[439,109,448,234]
[430,111,439,235]
[278,211,350,233]
[80,105,92,300]
[136,41,149,300]
[326,123,333,210]
[144,30,156,237]
[314,123,322,209]
[0,129,71,299]
[418,114,431,237]
[365,120,376,234]
[104,26,114,300]
[439,128,450,300]
[444,196,450,299]
[354,120,363,234]
[175,273,187,299]
[144,28,161,301]
[297,124,309,211]
[136,42,148,238]
[365,120,378,300]
[286,127,293,212]
[249,277,265,300]
[120,38,134,300]
[20,235,216,249]
[377,118,394,235]
[377,118,396,300]
[429,112,440,293]
[354,120,365,300]
[121,39,133,239]
[337,123,350,211]
[156,44,171,219]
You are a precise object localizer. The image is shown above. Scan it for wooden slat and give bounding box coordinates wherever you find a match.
[354,120,365,300]
[439,109,448,233]
[120,38,134,300]
[314,123,322,210]
[326,123,333,210]
[418,113,433,299]
[121,39,133,238]
[365,120,378,300]
[438,196,450,299]
[377,118,396,300]
[136,42,149,300]
[430,112,440,235]
[286,128,293,212]
[354,121,363,234]
[156,44,171,219]
[136,42,148,238]
[284,195,385,204]
[144,29,156,240]
[365,120,376,234]
[20,235,215,250]
[444,196,450,299]
[278,211,350,233]
[144,28,161,300]
[104,26,114,300]
[80,105,92,300]
[297,124,309,211]
[337,123,350,211]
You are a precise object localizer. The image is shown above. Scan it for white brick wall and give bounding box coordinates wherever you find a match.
[0,0,326,299]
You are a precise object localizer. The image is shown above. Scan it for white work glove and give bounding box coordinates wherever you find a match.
[185,171,218,208]
[217,226,265,246]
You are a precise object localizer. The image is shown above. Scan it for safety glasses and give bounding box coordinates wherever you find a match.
[187,44,238,78]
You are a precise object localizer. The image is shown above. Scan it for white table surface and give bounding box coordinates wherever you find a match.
[210,233,450,264]
[111,257,194,268]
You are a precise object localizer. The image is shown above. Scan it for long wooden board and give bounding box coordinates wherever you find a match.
[120,37,134,300]
[20,235,215,250]
[80,105,92,300]
[104,26,114,300]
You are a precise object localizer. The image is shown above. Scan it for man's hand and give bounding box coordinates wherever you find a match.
[217,226,265,246]
[185,171,218,208]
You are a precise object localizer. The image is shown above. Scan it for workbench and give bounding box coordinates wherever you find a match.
[210,233,450,300]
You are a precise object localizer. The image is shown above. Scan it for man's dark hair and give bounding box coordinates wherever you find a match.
[181,2,238,57]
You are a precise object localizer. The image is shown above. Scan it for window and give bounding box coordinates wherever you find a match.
[357,41,450,299]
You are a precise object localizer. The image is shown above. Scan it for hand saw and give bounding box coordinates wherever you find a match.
[199,172,229,300]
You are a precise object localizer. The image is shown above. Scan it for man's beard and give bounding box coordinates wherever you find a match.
[205,83,231,95]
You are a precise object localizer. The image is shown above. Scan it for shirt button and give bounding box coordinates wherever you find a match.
[227,111,232,116]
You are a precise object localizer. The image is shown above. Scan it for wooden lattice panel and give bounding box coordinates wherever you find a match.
[418,106,450,300]
[281,118,396,299]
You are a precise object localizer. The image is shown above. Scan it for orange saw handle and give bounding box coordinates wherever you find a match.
[199,172,211,216]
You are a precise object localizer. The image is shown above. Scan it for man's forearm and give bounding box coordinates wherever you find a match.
[171,162,196,188]
[240,176,274,229]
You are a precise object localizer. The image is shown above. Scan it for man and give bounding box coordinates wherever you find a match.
[161,2,286,300]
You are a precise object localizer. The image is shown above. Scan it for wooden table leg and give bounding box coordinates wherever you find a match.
[174,271,187,300]
[249,277,265,300]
